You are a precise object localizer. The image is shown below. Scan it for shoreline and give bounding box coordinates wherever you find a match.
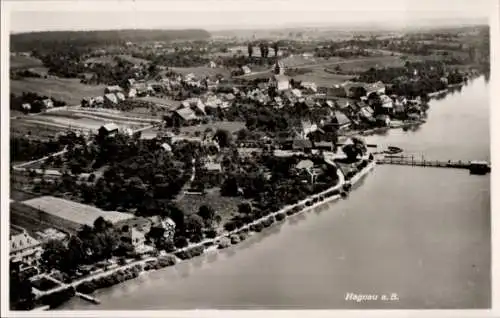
[46,159,376,310]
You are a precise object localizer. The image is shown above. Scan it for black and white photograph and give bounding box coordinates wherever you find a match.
[1,0,496,316]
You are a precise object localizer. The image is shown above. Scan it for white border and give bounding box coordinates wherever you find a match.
[1,1,498,317]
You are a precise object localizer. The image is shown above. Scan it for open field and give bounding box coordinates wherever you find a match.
[175,189,242,230]
[10,119,72,139]
[10,78,106,105]
[10,55,43,69]
[85,54,150,66]
[170,66,231,78]
[11,108,159,138]
[292,69,354,87]
[282,55,343,67]
[117,54,151,65]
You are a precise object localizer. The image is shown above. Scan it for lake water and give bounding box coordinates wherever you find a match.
[61,77,491,310]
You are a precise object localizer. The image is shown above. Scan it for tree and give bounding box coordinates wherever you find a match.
[272,42,279,57]
[238,202,253,216]
[213,129,232,148]
[174,236,189,248]
[40,240,70,272]
[248,43,254,58]
[10,262,35,310]
[185,214,204,237]
[197,205,215,224]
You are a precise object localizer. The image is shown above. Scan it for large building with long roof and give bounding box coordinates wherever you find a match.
[15,196,150,235]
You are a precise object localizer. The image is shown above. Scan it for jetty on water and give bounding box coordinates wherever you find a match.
[376,155,490,175]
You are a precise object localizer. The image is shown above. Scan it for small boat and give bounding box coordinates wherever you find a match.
[387,146,403,153]
[469,161,491,175]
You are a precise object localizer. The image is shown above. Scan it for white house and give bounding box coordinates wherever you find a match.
[116,92,126,102]
[269,74,290,91]
[10,226,43,265]
[128,88,137,98]
[104,93,119,106]
[241,65,251,74]
[42,99,54,109]
[300,82,317,93]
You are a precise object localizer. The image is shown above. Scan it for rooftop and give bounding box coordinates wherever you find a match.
[21,196,136,227]
[175,107,198,121]
[101,123,119,132]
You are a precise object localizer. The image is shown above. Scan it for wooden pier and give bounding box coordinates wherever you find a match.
[76,292,101,304]
[376,156,490,174]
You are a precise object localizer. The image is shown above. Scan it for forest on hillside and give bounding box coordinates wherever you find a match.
[10,29,211,52]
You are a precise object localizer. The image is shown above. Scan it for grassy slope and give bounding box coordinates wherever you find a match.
[10,78,106,105]
[10,55,43,69]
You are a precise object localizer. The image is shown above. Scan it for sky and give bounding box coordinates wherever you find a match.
[8,0,492,33]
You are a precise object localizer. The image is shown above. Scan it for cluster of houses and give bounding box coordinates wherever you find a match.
[80,57,425,139]
[21,98,54,112]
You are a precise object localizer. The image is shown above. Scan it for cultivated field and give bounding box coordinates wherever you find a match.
[11,107,160,138]
[10,55,43,69]
[292,69,354,87]
[10,119,72,139]
[84,54,150,66]
[10,78,106,105]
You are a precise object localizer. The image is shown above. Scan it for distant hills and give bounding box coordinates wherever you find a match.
[10,29,211,51]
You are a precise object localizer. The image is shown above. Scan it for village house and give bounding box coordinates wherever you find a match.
[14,196,152,236]
[160,142,172,152]
[313,141,335,151]
[375,114,391,127]
[105,85,123,94]
[295,160,321,184]
[335,97,354,110]
[104,93,119,107]
[10,225,43,266]
[327,84,350,97]
[378,94,394,115]
[149,216,176,242]
[273,96,284,108]
[203,162,223,184]
[172,107,199,126]
[208,61,217,68]
[365,81,386,96]
[292,138,313,152]
[358,105,375,122]
[291,88,303,98]
[116,92,126,102]
[35,228,67,244]
[323,111,352,131]
[269,74,290,91]
[128,88,137,98]
[22,103,31,111]
[94,96,104,106]
[181,98,206,116]
[98,123,120,137]
[241,65,252,75]
[42,98,54,109]
[300,82,318,93]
